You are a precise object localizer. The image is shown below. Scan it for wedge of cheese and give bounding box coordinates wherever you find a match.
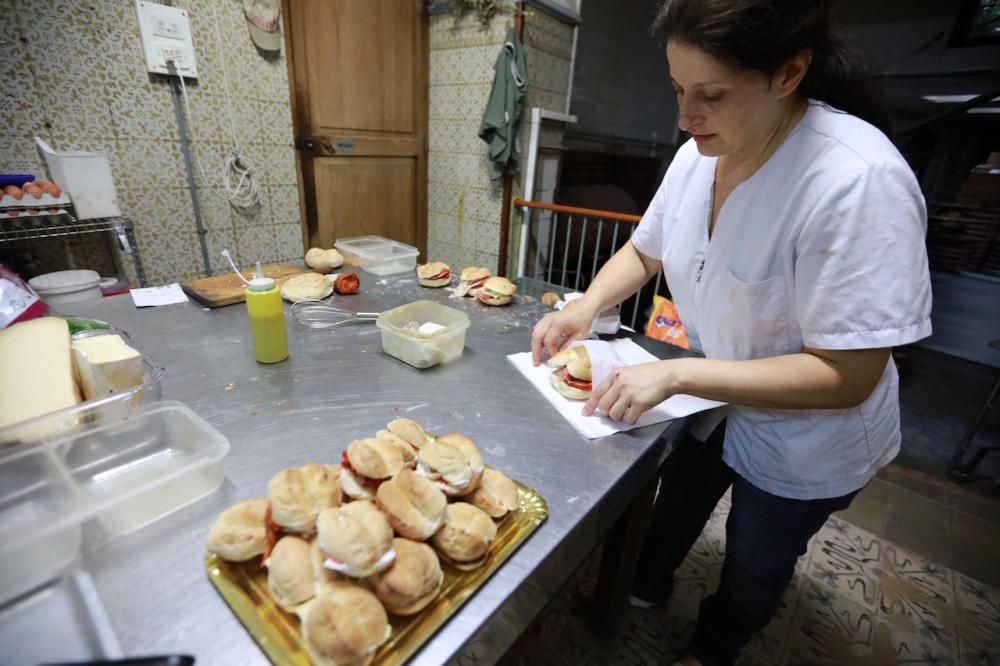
[0,317,81,439]
[71,334,143,401]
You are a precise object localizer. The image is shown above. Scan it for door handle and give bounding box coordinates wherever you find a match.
[295,137,336,155]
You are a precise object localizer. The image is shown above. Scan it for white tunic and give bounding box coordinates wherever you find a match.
[631,101,932,499]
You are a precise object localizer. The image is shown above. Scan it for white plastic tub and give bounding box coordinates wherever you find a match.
[376,300,470,368]
[29,270,102,306]
[0,400,230,604]
[335,235,419,276]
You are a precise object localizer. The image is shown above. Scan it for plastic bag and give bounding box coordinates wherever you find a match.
[0,264,48,329]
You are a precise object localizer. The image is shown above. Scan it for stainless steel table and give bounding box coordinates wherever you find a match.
[59,270,694,665]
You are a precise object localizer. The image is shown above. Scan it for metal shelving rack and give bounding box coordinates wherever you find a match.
[0,215,148,287]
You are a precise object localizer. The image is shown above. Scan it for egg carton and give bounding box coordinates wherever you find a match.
[0,207,73,221]
[0,191,72,210]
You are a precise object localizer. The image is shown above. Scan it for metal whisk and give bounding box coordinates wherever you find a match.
[290,299,380,329]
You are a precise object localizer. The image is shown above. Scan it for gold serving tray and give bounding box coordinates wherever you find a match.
[206,482,548,665]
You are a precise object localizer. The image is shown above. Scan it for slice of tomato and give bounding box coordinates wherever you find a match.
[335,272,359,294]
[262,503,285,567]
[557,367,592,391]
[469,277,488,289]
[430,270,451,281]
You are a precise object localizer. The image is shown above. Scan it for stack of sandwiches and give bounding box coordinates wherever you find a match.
[206,418,521,665]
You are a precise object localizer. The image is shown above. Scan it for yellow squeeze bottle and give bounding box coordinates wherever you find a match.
[222,251,288,364]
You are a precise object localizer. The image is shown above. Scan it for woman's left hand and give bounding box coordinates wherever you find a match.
[582,360,679,425]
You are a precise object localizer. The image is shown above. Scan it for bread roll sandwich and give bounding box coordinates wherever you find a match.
[370,538,443,615]
[206,497,269,562]
[375,469,447,540]
[266,535,317,611]
[468,468,520,519]
[375,429,418,467]
[305,247,344,272]
[416,433,484,496]
[340,438,407,501]
[303,582,391,666]
[316,500,396,578]
[458,266,491,296]
[386,418,430,449]
[280,271,333,302]
[475,276,516,306]
[416,261,452,287]
[430,502,497,570]
[267,463,342,535]
[547,346,592,400]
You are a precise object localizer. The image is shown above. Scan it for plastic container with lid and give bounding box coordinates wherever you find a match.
[334,235,419,276]
[28,270,103,306]
[0,328,165,447]
[376,300,470,368]
[0,400,231,604]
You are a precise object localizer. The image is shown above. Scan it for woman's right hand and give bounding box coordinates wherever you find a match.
[531,299,598,366]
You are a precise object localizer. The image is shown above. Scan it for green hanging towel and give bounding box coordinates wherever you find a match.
[478,27,528,179]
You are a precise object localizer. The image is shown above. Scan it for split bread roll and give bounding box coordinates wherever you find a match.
[370,538,443,616]
[316,500,396,578]
[280,271,333,302]
[547,346,592,401]
[267,463,342,535]
[375,429,418,467]
[205,497,269,562]
[416,261,451,287]
[458,266,491,296]
[375,469,447,541]
[305,247,344,272]
[475,276,516,306]
[266,535,316,611]
[386,418,430,449]
[303,582,391,666]
[430,502,497,570]
[468,468,520,519]
[416,433,485,496]
[341,438,408,501]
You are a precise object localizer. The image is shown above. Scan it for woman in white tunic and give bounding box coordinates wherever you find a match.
[530,1,931,664]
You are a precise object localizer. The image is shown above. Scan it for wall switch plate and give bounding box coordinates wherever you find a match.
[136,0,198,78]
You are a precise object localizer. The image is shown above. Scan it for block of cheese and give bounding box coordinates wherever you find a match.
[71,334,143,401]
[0,317,81,440]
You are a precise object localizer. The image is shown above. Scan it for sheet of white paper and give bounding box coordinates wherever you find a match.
[508,338,725,439]
[130,283,189,308]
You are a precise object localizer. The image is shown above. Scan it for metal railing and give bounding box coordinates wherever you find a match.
[514,198,669,330]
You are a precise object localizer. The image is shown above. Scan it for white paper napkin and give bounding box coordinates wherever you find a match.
[130,283,189,307]
[507,338,725,439]
[556,292,621,336]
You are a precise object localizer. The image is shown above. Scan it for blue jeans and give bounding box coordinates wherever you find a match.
[631,422,859,666]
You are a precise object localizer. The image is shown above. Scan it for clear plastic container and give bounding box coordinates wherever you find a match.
[0,400,230,604]
[334,235,420,276]
[0,331,164,447]
[376,300,470,368]
[0,570,122,665]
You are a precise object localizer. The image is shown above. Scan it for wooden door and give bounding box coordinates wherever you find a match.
[285,0,427,253]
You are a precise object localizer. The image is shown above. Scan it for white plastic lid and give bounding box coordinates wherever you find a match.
[248,276,275,291]
[29,270,101,294]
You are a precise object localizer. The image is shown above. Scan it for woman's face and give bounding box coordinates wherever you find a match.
[666,40,788,159]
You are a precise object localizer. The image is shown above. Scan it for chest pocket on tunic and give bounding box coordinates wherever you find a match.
[720,268,790,359]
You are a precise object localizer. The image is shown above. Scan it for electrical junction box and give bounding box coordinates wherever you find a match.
[136,0,199,78]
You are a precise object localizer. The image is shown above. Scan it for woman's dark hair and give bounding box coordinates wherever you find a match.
[653,0,892,136]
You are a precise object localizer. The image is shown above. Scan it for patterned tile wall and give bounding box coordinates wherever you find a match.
[428,6,575,276]
[0,0,303,286]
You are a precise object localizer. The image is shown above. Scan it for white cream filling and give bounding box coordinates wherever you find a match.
[339,466,374,500]
[323,547,396,578]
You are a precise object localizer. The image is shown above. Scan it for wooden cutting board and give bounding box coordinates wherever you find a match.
[181,264,307,307]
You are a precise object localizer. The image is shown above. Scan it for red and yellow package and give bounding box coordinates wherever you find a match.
[644,295,689,350]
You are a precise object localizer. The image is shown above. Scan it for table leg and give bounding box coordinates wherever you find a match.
[590,469,659,637]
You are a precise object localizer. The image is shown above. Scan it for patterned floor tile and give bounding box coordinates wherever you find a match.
[514,490,998,666]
